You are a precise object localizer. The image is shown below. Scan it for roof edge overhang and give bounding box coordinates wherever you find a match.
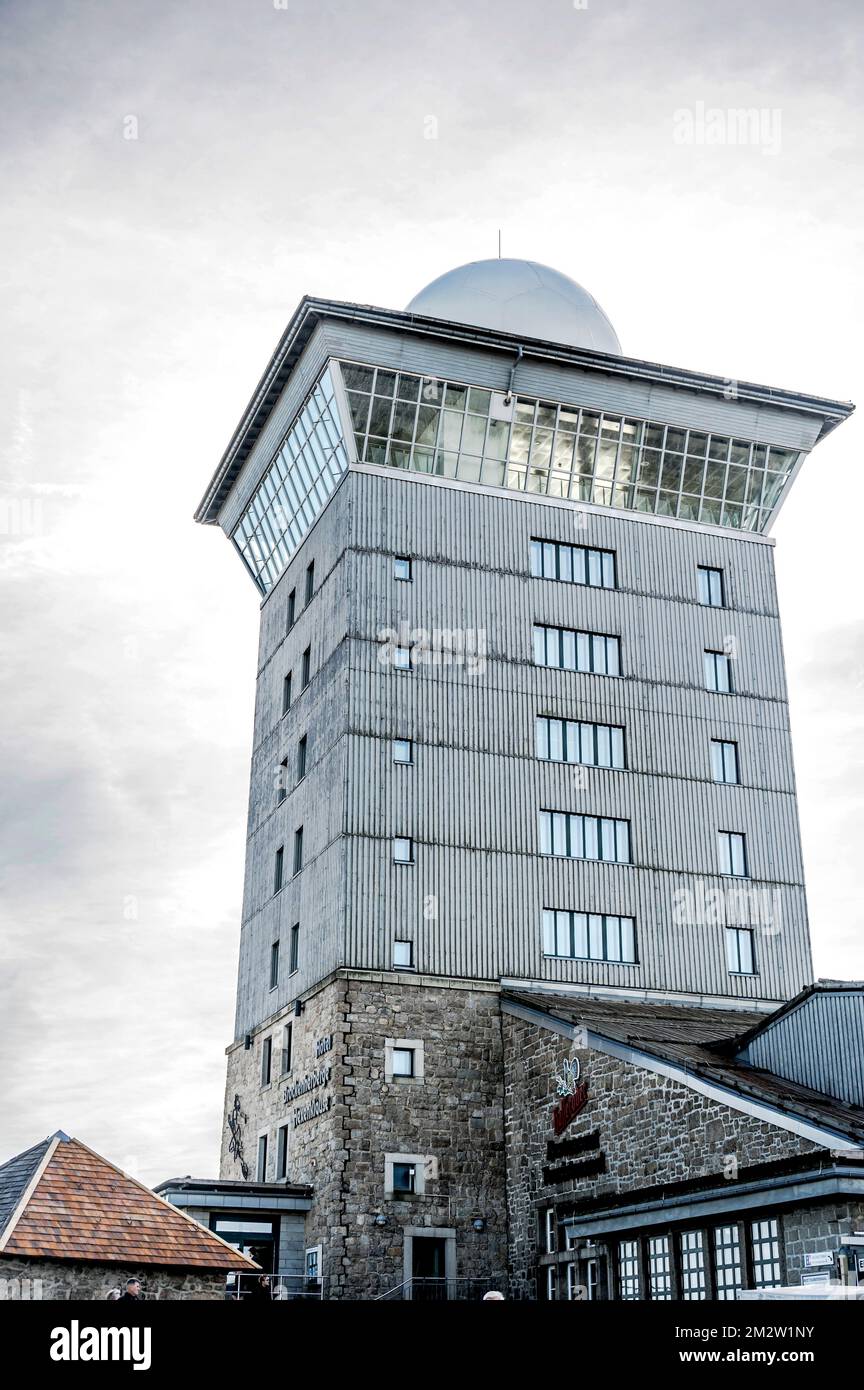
[194,296,856,526]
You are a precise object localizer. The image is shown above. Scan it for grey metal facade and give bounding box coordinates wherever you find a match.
[737,987,864,1108]
[202,315,849,1041]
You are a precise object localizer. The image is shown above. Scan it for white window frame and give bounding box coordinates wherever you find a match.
[393,739,413,764]
[384,1152,430,1197]
[393,939,415,970]
[393,836,414,864]
[384,1037,425,1082]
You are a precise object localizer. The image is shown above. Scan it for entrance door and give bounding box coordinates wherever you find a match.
[412,1236,447,1300]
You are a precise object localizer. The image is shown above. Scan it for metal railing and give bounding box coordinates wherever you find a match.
[226,1273,326,1301]
[374,1277,506,1302]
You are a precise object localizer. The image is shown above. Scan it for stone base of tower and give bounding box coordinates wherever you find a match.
[219,969,508,1300]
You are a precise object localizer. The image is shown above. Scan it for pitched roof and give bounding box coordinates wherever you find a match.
[0,1136,53,1239]
[503,989,864,1145]
[0,1134,257,1271]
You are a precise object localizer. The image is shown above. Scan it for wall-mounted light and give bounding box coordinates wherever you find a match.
[472,1218,486,1233]
[373,1213,387,1227]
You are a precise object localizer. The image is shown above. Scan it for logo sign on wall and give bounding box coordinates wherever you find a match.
[552,1056,589,1136]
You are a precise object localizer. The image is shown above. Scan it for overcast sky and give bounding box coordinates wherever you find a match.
[0,0,861,1186]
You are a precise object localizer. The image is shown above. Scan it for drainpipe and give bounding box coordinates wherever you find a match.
[504,346,524,405]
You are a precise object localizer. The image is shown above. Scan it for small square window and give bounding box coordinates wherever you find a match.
[391,1047,415,1077]
[698,566,725,607]
[393,646,411,671]
[393,940,414,970]
[393,739,413,765]
[393,837,413,864]
[392,1162,415,1193]
[393,556,412,581]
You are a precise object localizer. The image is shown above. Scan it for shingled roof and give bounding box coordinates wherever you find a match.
[0,1133,257,1271]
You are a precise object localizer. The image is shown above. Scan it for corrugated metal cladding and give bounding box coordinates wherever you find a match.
[739,990,864,1106]
[230,454,814,1038]
[216,316,827,537]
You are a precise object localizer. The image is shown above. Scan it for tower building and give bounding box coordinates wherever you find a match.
[191,260,859,1299]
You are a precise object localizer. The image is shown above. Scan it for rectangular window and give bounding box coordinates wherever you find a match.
[713,1225,743,1300]
[393,739,413,764]
[543,909,637,964]
[618,1239,641,1300]
[530,538,616,589]
[534,624,620,676]
[393,646,412,671]
[392,1162,416,1194]
[544,1208,557,1254]
[281,1022,293,1074]
[256,1134,268,1182]
[289,922,300,974]
[287,588,296,630]
[260,1037,272,1087]
[698,566,725,607]
[539,810,631,864]
[293,826,304,875]
[711,739,739,784]
[301,647,311,689]
[751,1218,782,1288]
[393,556,412,581]
[269,940,279,991]
[391,1047,415,1077]
[305,561,315,604]
[704,649,733,693]
[726,926,756,975]
[305,1247,321,1284]
[276,1124,289,1180]
[277,756,288,804]
[297,735,307,782]
[680,1231,708,1300]
[546,1266,558,1302]
[718,830,748,877]
[393,837,414,864]
[273,846,284,895]
[536,716,625,769]
[393,939,414,970]
[649,1235,672,1300]
[282,673,292,716]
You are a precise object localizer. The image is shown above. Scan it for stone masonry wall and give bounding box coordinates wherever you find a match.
[503,1011,822,1299]
[0,1258,225,1301]
[221,969,507,1299]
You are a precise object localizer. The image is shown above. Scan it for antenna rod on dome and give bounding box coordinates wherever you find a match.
[497,229,501,259]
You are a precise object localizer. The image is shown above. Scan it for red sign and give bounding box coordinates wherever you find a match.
[552,1081,589,1135]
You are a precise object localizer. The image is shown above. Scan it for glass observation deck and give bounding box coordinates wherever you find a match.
[232,358,802,594]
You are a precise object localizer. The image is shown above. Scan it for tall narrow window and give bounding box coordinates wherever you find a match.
[698,566,725,607]
[530,539,616,589]
[282,672,292,716]
[297,735,307,782]
[544,1208,557,1254]
[711,739,739,784]
[649,1236,672,1300]
[539,811,631,864]
[726,926,756,975]
[751,1218,782,1288]
[534,625,620,676]
[293,827,304,875]
[256,1134,268,1182]
[269,940,279,991]
[680,1231,708,1300]
[618,1240,641,1300]
[704,649,733,693]
[713,1225,743,1300]
[718,831,748,877]
[277,757,288,803]
[287,588,296,630]
[301,647,311,689]
[276,1124,289,1180]
[273,846,284,894]
[281,1022,293,1074]
[260,1037,272,1087]
[289,922,300,973]
[305,561,315,604]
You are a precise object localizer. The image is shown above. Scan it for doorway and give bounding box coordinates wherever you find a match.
[411,1235,447,1300]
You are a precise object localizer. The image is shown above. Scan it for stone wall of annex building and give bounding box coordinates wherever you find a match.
[503,1012,822,1299]
[0,1258,225,1301]
[220,970,507,1299]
